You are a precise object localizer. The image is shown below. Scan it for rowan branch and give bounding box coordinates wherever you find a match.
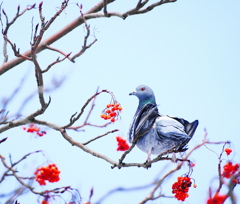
[67,122,111,130]
[0,151,42,183]
[0,3,36,63]
[3,36,31,60]
[0,152,79,200]
[0,0,177,74]
[138,139,230,203]
[82,129,118,145]
[134,0,177,15]
[216,143,229,194]
[96,183,155,203]
[70,5,98,62]
[66,87,111,131]
[41,52,72,73]
[62,89,110,129]
[45,44,72,59]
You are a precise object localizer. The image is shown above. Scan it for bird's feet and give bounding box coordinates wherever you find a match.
[171,153,177,163]
[143,160,152,169]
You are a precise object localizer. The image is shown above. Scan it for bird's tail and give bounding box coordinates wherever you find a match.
[174,119,199,152]
[185,120,199,138]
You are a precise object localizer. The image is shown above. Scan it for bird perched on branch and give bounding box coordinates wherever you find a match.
[128,85,198,161]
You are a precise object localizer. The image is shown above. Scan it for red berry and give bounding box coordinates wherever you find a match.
[224,148,232,155]
[110,112,117,117]
[118,106,122,111]
[114,103,120,108]
[111,118,115,122]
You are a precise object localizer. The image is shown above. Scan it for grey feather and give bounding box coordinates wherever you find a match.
[128,85,199,155]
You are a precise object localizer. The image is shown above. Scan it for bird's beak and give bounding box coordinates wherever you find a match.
[129,90,136,96]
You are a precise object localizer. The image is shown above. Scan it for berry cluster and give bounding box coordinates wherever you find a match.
[172,177,192,201]
[222,162,239,179]
[207,193,228,204]
[100,103,122,123]
[116,136,129,151]
[34,163,60,185]
[23,124,46,137]
[224,148,232,155]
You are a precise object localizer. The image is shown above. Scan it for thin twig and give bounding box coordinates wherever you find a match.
[45,45,72,59]
[135,0,177,15]
[41,52,72,73]
[0,151,42,183]
[4,35,31,60]
[83,129,118,145]
[67,122,111,130]
[62,89,110,129]
[70,6,97,62]
[216,143,229,194]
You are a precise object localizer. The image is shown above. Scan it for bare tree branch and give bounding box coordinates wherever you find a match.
[0,0,115,74]
[1,3,36,63]
[41,52,72,73]
[62,89,110,129]
[70,4,97,62]
[82,129,118,145]
[0,0,177,75]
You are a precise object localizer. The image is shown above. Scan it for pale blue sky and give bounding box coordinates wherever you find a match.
[0,0,240,203]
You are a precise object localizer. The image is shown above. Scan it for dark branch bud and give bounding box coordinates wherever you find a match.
[66,52,72,57]
[39,1,43,9]
[17,5,20,14]
[30,3,36,9]
[62,0,69,8]
[79,4,83,10]
[2,9,6,15]
[89,187,94,200]
[0,137,8,144]
[35,23,39,32]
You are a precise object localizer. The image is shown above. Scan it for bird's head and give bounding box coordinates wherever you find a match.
[129,85,156,105]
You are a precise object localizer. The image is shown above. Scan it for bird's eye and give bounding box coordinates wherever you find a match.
[141,87,145,91]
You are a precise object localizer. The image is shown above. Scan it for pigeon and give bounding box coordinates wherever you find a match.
[128,85,199,160]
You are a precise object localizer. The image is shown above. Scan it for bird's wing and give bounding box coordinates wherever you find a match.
[167,115,199,137]
[155,116,191,151]
[128,103,158,143]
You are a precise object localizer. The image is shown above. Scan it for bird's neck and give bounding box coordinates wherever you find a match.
[137,100,156,111]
